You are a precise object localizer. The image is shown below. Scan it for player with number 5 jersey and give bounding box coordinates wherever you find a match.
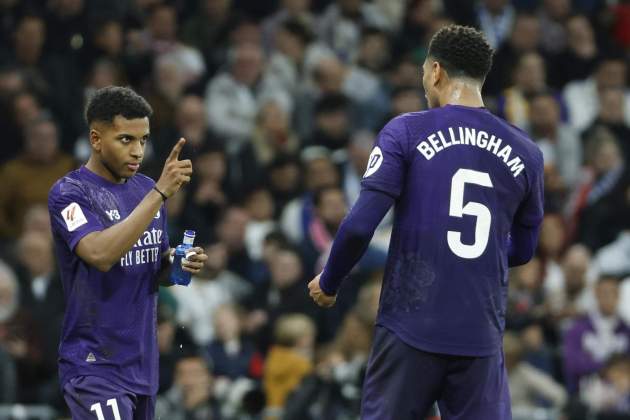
[308,25,544,419]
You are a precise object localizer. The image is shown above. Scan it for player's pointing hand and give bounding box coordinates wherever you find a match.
[308,273,337,308]
[155,138,193,198]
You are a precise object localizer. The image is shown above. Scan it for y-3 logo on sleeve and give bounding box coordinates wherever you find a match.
[363,146,383,178]
[105,209,121,221]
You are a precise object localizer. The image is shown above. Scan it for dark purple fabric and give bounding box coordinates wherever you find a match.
[63,375,155,420]
[361,326,512,420]
[319,188,394,296]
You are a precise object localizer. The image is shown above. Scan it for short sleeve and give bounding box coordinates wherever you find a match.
[48,180,105,252]
[360,118,408,199]
[514,154,544,227]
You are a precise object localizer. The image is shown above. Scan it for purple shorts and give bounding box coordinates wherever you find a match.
[361,326,511,420]
[63,376,155,420]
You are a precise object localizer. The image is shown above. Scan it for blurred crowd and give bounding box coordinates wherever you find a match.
[0,0,629,419]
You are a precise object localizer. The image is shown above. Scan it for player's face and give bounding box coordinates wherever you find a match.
[421,59,441,109]
[91,115,150,181]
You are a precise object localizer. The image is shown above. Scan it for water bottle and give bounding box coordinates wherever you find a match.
[170,230,196,286]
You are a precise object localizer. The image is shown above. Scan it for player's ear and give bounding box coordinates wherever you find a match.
[89,128,102,152]
[431,61,442,87]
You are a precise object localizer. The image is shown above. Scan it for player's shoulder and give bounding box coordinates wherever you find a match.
[501,119,544,169]
[129,172,156,191]
[381,110,432,137]
[49,168,86,201]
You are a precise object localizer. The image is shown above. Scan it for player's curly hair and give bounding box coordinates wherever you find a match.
[427,25,493,81]
[85,86,153,126]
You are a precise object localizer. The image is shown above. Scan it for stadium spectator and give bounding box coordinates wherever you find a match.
[263,313,315,418]
[528,91,582,187]
[563,275,630,393]
[504,332,567,416]
[0,116,75,239]
[476,0,516,49]
[155,351,223,420]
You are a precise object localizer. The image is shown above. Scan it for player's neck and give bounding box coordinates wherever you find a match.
[85,156,125,184]
[439,80,484,108]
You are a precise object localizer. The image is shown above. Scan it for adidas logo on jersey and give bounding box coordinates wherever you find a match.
[86,352,96,362]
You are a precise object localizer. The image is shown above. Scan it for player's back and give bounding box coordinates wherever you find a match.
[368,105,544,357]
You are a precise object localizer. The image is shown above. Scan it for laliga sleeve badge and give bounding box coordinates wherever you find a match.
[363,146,383,178]
[61,202,88,232]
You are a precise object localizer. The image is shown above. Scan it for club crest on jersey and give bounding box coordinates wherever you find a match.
[364,146,383,178]
[61,202,88,232]
[106,209,121,221]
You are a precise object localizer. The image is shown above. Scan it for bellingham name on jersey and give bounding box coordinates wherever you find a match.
[416,126,526,177]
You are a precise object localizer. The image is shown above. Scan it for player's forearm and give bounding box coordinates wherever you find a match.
[320,189,394,295]
[507,222,540,267]
[76,190,164,271]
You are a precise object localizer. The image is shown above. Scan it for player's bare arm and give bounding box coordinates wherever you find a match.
[76,139,192,272]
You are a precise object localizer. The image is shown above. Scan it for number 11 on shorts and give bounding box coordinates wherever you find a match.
[90,398,121,420]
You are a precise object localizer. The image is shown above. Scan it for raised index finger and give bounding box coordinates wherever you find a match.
[167,138,186,162]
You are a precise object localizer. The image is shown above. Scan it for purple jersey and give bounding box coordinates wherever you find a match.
[48,166,170,395]
[363,105,544,357]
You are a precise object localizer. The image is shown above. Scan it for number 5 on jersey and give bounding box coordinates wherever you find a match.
[447,168,493,259]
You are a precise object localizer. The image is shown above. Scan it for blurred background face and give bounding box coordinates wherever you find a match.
[596,60,626,90]
[391,89,423,116]
[232,43,264,86]
[543,0,570,20]
[562,245,590,293]
[510,15,540,51]
[150,6,177,41]
[176,95,207,140]
[196,151,226,180]
[593,139,622,174]
[529,95,560,134]
[259,101,289,136]
[203,242,228,274]
[596,278,619,317]
[13,93,41,128]
[567,15,594,50]
[14,17,45,62]
[175,357,212,394]
[269,161,301,194]
[246,189,274,221]
[214,305,241,341]
[305,157,339,191]
[283,0,310,14]
[514,257,542,290]
[95,21,123,56]
[25,120,59,163]
[276,29,305,61]
[598,88,625,123]
[514,53,545,93]
[483,0,507,14]
[358,32,389,72]
[18,232,53,277]
[314,58,345,94]
[204,0,231,17]
[316,188,347,230]
[270,249,302,288]
[539,215,565,258]
[217,208,249,251]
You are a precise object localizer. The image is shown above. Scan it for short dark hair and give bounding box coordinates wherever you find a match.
[427,25,493,81]
[85,86,153,126]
